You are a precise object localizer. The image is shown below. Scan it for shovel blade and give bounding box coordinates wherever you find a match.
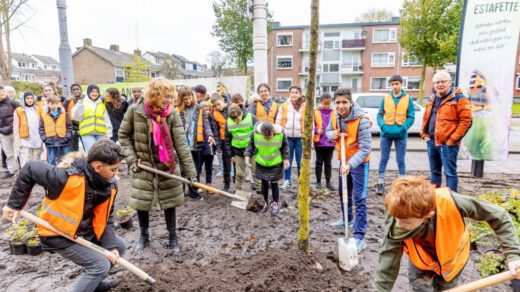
[338,237,358,271]
[230,201,248,210]
[234,190,252,201]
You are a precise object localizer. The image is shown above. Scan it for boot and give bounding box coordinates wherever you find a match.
[223,182,231,192]
[94,279,119,292]
[376,183,385,196]
[326,182,337,191]
[165,208,182,253]
[136,211,150,251]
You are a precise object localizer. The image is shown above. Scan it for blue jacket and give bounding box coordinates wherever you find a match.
[376,90,415,139]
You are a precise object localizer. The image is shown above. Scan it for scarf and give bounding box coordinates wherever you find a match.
[144,102,176,173]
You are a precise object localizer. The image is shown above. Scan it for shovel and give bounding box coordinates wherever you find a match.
[446,270,519,292]
[338,133,359,271]
[137,161,252,210]
[20,210,155,285]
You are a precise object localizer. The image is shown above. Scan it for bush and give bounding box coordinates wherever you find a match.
[10,81,43,96]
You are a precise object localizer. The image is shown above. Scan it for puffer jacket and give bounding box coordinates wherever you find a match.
[421,88,472,146]
[118,100,197,211]
[276,101,304,138]
[0,97,20,135]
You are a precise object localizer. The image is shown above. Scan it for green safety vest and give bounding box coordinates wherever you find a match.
[254,132,283,167]
[227,113,254,149]
[79,100,108,136]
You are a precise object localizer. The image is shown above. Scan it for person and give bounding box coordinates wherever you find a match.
[210,93,232,192]
[129,87,143,105]
[104,88,129,143]
[0,85,21,178]
[63,83,85,151]
[194,85,209,103]
[248,83,280,123]
[373,176,520,291]
[72,84,112,152]
[245,121,289,215]
[313,93,336,191]
[13,92,43,167]
[326,88,371,252]
[39,95,72,166]
[199,101,218,187]
[216,81,231,104]
[39,84,64,108]
[421,71,472,192]
[4,86,17,102]
[375,75,415,196]
[119,78,197,252]
[2,140,126,292]
[230,93,255,189]
[277,86,305,190]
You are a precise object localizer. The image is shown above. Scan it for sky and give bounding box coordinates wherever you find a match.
[11,0,404,65]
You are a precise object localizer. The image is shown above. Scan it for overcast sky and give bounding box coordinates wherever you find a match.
[12,0,403,64]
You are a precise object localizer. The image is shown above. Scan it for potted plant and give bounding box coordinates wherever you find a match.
[26,236,42,256]
[115,206,134,229]
[6,221,30,255]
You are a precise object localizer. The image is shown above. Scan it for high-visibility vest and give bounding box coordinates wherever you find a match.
[332,113,370,162]
[255,100,278,123]
[42,111,67,138]
[37,175,117,240]
[15,107,39,138]
[227,113,254,149]
[196,107,205,142]
[403,188,470,282]
[66,99,76,120]
[79,100,107,136]
[279,102,305,131]
[383,94,410,126]
[313,108,335,142]
[213,110,227,140]
[254,132,283,167]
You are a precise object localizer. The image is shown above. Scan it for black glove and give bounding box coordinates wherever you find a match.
[189,177,198,184]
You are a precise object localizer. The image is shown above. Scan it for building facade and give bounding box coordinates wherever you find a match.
[11,53,61,84]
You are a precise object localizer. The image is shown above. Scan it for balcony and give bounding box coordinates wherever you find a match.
[340,64,364,75]
[341,39,365,50]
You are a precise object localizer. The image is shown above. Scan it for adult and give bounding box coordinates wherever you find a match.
[248,83,280,123]
[4,86,17,102]
[313,93,336,190]
[193,84,209,103]
[104,88,129,143]
[13,92,43,167]
[129,87,143,105]
[63,83,85,151]
[0,85,21,178]
[421,71,472,192]
[72,84,112,152]
[375,75,415,196]
[119,78,197,252]
[38,84,64,108]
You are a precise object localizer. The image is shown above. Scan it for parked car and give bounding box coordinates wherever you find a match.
[352,93,425,134]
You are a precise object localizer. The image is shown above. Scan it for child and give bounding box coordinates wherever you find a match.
[313,93,336,191]
[39,95,72,165]
[13,92,43,167]
[374,176,520,291]
[200,101,218,187]
[210,93,232,191]
[244,121,289,215]
[326,88,371,252]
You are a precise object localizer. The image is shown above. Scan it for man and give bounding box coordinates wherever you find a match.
[375,75,415,196]
[129,87,143,105]
[2,140,125,292]
[421,71,472,192]
[374,176,520,291]
[63,83,85,151]
[0,85,21,178]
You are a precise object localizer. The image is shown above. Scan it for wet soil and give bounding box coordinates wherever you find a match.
[0,169,519,291]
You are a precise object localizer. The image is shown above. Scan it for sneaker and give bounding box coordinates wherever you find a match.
[329,218,345,228]
[261,202,269,213]
[0,172,14,179]
[376,183,385,196]
[94,279,119,292]
[313,182,322,189]
[270,202,280,215]
[280,180,291,190]
[188,192,203,200]
[355,238,366,253]
[325,182,337,191]
[348,220,354,228]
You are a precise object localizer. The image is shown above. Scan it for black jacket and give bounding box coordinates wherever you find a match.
[0,97,20,135]
[8,158,119,251]
[106,100,129,142]
[39,107,73,147]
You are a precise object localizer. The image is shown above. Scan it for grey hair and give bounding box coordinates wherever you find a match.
[433,71,452,82]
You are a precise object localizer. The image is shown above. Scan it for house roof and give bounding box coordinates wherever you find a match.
[73,45,162,71]
[12,67,61,76]
[171,53,192,64]
[32,55,59,65]
[12,53,36,63]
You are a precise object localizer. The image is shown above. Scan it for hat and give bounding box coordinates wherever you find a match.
[193,85,207,95]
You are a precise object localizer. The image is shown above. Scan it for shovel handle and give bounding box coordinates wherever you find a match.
[20,210,155,285]
[339,134,349,236]
[446,271,517,291]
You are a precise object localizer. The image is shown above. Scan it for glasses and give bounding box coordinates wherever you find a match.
[434,80,450,85]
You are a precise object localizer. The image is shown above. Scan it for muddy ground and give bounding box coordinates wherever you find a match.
[0,168,519,291]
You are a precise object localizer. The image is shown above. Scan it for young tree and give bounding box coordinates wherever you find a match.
[399,0,463,101]
[124,56,151,83]
[298,0,319,252]
[355,8,393,22]
[206,50,228,77]
[161,57,180,80]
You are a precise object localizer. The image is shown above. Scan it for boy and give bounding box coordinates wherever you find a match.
[374,176,520,291]
[326,88,371,252]
[40,95,72,165]
[313,93,336,191]
[210,93,232,192]
[2,140,126,292]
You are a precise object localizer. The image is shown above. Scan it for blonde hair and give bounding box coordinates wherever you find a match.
[145,78,176,110]
[384,176,436,219]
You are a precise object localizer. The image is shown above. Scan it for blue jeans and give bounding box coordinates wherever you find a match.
[81,134,105,152]
[378,136,407,178]
[46,146,70,166]
[284,137,302,181]
[338,162,369,240]
[427,140,459,192]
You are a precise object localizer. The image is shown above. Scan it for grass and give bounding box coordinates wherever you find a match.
[513,104,520,115]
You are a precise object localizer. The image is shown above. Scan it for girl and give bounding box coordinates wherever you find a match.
[13,92,43,167]
[313,93,336,190]
[39,95,72,165]
[104,88,129,143]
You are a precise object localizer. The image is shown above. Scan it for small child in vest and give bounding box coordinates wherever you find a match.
[231,93,256,190]
[373,176,520,291]
[39,95,72,165]
[198,101,218,187]
[210,93,233,192]
[244,121,289,215]
[326,88,371,253]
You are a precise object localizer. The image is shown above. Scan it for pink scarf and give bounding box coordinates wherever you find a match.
[144,102,176,173]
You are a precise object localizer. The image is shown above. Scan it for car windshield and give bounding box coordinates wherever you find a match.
[357,95,384,108]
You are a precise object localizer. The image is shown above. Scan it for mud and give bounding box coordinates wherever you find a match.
[0,169,519,291]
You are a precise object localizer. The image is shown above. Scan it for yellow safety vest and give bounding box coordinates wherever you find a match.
[79,100,107,136]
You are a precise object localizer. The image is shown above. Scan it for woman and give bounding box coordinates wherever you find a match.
[119,78,197,253]
[248,83,279,123]
[13,92,43,167]
[72,84,112,151]
[104,88,129,142]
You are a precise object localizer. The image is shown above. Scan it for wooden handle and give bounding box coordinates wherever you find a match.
[20,210,155,285]
[446,271,516,292]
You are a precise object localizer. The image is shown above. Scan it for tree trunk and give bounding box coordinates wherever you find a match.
[298,0,319,252]
[418,63,426,105]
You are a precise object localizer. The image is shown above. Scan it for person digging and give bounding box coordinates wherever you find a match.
[2,139,126,292]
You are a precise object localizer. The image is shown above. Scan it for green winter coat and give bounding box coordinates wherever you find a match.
[118,100,197,211]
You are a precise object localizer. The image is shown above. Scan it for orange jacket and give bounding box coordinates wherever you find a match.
[421,88,472,146]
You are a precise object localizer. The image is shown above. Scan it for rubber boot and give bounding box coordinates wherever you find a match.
[165,208,181,253]
[136,210,149,251]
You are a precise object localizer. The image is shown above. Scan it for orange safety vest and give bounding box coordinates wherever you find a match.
[196,107,205,142]
[16,105,44,138]
[383,94,410,126]
[313,108,335,142]
[403,188,470,282]
[213,110,227,140]
[255,100,278,123]
[331,113,370,162]
[279,102,305,131]
[66,99,76,120]
[42,111,67,138]
[37,175,117,240]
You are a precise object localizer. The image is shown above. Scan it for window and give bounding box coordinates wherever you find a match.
[402,53,421,66]
[371,77,390,91]
[276,78,292,92]
[372,53,395,67]
[44,65,48,69]
[276,56,293,69]
[324,32,340,37]
[373,28,397,43]
[277,33,293,46]
[323,40,340,50]
[18,61,26,68]
[323,63,339,72]
[405,76,421,90]
[356,95,384,108]
[516,76,520,90]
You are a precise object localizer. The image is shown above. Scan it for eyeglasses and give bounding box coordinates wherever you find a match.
[434,80,450,85]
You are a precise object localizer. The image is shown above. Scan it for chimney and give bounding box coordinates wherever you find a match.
[133,49,141,56]
[83,38,92,46]
[110,44,119,52]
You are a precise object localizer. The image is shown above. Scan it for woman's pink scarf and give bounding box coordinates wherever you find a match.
[144,102,176,173]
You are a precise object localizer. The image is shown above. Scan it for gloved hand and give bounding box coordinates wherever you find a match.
[129,162,140,173]
[189,177,198,185]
